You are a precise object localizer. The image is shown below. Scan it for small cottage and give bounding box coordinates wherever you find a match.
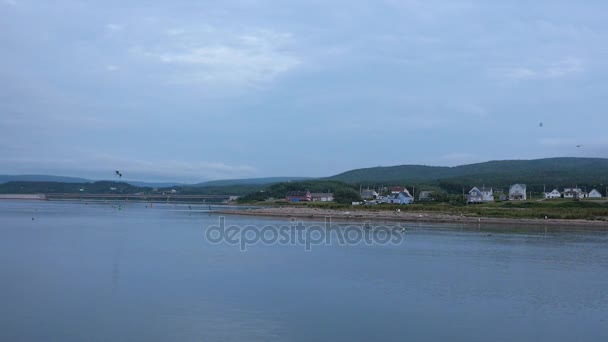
[509,184,527,201]
[385,192,414,205]
[311,193,334,202]
[467,187,493,203]
[361,189,379,199]
[467,187,484,204]
[544,189,561,199]
[563,188,587,199]
[418,191,435,201]
[286,191,311,202]
[588,189,602,198]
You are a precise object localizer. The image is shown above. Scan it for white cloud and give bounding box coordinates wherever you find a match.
[106,24,123,31]
[143,28,300,85]
[495,58,584,81]
[105,65,119,71]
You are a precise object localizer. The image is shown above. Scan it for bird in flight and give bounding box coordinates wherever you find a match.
[539,122,543,127]
[114,170,122,178]
[576,145,582,148]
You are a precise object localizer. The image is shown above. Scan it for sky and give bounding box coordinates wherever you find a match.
[1,0,607,182]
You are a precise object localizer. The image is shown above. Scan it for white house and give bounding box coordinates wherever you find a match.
[544,189,561,199]
[481,187,494,202]
[588,189,602,198]
[390,187,411,196]
[384,192,414,205]
[311,193,334,202]
[467,187,484,203]
[509,184,527,201]
[467,187,493,203]
[418,191,435,201]
[563,188,587,199]
[361,189,379,199]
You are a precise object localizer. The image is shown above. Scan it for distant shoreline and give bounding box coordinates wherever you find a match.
[215,207,608,228]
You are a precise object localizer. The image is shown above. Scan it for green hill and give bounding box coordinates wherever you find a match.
[327,158,608,191]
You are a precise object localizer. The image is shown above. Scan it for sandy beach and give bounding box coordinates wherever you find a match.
[215,206,608,228]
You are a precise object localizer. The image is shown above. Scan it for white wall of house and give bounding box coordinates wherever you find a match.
[544,189,561,199]
[481,188,494,202]
[563,188,587,198]
[588,189,602,198]
[509,184,527,200]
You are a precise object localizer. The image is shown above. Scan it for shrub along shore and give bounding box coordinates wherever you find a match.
[217,200,608,227]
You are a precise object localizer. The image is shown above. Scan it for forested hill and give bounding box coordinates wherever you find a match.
[326,158,608,188]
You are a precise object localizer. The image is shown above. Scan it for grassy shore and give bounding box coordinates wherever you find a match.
[218,199,608,227]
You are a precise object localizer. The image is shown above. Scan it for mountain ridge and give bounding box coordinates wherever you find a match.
[326,157,608,188]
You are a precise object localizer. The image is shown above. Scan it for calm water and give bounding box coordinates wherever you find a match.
[1,201,607,341]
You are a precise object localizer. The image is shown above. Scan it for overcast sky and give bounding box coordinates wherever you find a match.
[1,0,607,182]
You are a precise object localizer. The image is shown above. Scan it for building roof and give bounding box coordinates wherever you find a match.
[311,193,333,197]
[469,187,482,194]
[286,191,309,197]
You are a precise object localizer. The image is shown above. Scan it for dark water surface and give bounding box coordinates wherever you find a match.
[1,201,607,341]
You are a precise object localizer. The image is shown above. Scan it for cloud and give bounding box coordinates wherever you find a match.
[105,23,123,31]
[142,28,300,85]
[105,65,119,71]
[494,58,584,81]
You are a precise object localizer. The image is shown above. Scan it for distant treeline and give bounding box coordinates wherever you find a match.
[0,181,263,196]
[237,180,361,204]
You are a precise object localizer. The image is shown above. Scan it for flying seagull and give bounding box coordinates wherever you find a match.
[114,170,122,178]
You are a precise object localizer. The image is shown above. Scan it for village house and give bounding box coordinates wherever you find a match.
[481,187,494,202]
[418,191,435,201]
[509,184,527,200]
[544,189,561,199]
[588,189,603,198]
[311,193,334,202]
[467,187,494,204]
[360,189,379,199]
[390,187,413,199]
[384,192,414,205]
[390,186,411,195]
[563,188,587,199]
[286,191,311,202]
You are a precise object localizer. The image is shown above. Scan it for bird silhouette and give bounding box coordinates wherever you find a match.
[539,122,543,127]
[576,145,582,148]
